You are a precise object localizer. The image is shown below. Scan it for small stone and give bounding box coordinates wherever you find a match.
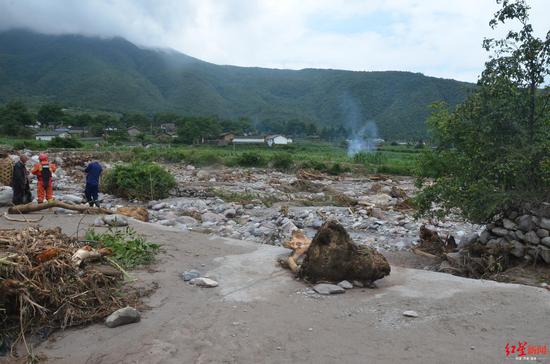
[152,202,167,211]
[308,328,313,331]
[458,233,478,249]
[402,310,419,318]
[541,237,550,247]
[510,240,526,258]
[479,230,491,244]
[102,214,129,227]
[370,207,385,220]
[514,230,525,241]
[189,277,218,287]
[93,217,105,226]
[540,283,548,288]
[517,215,533,232]
[181,270,201,281]
[313,283,345,295]
[224,208,237,218]
[337,280,353,289]
[470,346,475,351]
[539,246,550,264]
[105,306,140,328]
[491,227,509,237]
[202,212,224,223]
[352,280,364,288]
[502,219,517,230]
[538,217,550,230]
[536,229,549,238]
[524,231,540,245]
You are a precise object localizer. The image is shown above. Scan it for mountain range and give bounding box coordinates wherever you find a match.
[0,29,474,139]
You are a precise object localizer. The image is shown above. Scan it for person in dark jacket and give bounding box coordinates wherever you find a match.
[84,160,103,207]
[11,154,32,205]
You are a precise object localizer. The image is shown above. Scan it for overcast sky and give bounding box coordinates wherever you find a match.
[1,0,548,82]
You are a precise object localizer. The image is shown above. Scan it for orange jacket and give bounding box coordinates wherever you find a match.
[31,161,57,182]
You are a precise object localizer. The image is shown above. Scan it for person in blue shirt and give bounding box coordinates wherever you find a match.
[84,160,103,207]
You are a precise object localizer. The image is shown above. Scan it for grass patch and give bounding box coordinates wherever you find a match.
[85,227,160,269]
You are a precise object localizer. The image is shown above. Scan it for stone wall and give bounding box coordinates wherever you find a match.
[461,205,550,265]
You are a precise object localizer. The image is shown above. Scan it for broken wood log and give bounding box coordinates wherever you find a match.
[8,201,113,215]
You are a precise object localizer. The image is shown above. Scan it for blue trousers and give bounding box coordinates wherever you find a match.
[85,183,99,206]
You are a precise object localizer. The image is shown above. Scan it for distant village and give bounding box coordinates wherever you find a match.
[31,121,295,147]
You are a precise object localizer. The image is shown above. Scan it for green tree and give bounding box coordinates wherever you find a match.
[415,0,550,223]
[0,100,33,136]
[37,103,64,125]
[175,116,222,144]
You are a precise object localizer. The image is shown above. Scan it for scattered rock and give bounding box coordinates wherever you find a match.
[337,280,353,289]
[189,277,219,287]
[370,207,385,220]
[93,217,105,227]
[539,246,550,264]
[312,283,345,295]
[181,270,201,281]
[102,214,129,227]
[402,310,419,318]
[152,202,167,211]
[352,280,364,288]
[537,229,549,238]
[105,306,140,328]
[224,208,237,218]
[202,212,224,223]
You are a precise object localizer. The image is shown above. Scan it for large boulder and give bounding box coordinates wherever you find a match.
[298,220,390,285]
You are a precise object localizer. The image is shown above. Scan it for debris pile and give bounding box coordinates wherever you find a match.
[0,227,141,354]
[294,221,391,285]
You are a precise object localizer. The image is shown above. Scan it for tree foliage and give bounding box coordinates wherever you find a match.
[0,100,33,136]
[415,0,550,223]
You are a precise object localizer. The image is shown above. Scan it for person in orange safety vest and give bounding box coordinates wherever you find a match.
[31,153,57,203]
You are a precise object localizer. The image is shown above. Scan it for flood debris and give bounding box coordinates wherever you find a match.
[413,225,457,257]
[0,226,145,356]
[297,221,391,285]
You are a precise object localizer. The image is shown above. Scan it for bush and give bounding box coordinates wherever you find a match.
[271,152,294,170]
[237,152,266,167]
[102,162,176,201]
[48,137,83,148]
[327,163,349,175]
[13,140,48,150]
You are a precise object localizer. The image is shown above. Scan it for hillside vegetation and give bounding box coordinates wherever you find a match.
[0,30,473,140]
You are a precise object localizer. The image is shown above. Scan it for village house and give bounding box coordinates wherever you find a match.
[160,123,177,134]
[127,126,142,138]
[265,134,293,147]
[218,132,235,145]
[35,130,71,141]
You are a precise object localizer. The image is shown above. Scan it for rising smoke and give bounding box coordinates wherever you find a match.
[340,92,379,156]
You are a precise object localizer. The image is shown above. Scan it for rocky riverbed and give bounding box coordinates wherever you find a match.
[45,158,481,255]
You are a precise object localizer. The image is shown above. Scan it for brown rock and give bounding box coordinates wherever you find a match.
[298,220,390,285]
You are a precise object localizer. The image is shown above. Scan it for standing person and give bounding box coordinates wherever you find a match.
[11,154,32,205]
[31,153,57,203]
[84,160,102,207]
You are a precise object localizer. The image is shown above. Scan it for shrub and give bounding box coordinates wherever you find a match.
[13,140,48,150]
[237,152,266,167]
[48,137,83,148]
[327,163,349,175]
[271,152,294,170]
[102,162,176,201]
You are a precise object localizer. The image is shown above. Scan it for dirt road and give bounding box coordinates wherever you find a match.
[2,212,549,363]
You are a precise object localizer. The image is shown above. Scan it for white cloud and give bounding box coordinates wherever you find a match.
[0,0,548,82]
